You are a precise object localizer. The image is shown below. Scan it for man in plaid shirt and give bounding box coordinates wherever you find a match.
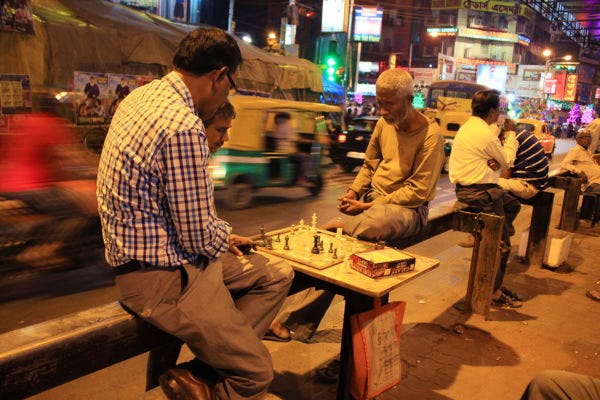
[97,28,293,400]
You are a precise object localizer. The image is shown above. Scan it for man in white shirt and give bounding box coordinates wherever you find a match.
[273,112,312,186]
[561,128,600,194]
[449,89,522,309]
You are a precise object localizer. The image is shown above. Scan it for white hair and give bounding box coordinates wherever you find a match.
[376,69,414,97]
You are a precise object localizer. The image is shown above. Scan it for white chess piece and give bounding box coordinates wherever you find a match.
[311,212,317,231]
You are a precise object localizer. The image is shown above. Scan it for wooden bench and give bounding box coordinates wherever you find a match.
[548,171,584,232]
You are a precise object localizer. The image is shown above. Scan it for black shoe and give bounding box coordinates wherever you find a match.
[492,293,523,309]
[501,287,523,302]
[159,368,214,400]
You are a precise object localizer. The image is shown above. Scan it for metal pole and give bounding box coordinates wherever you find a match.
[408,42,413,70]
[228,0,234,33]
[354,42,362,93]
[345,0,355,90]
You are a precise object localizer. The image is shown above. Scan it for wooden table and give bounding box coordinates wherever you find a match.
[256,234,440,400]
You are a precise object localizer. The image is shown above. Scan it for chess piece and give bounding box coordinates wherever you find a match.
[311,213,317,230]
[275,234,281,243]
[266,237,273,250]
[260,225,266,242]
[332,248,338,259]
[299,218,304,227]
[317,237,324,252]
[284,235,290,250]
[329,242,334,253]
[311,235,320,254]
[376,240,386,250]
[291,224,296,235]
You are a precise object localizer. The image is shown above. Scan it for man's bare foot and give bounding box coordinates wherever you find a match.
[264,321,291,342]
[320,217,344,231]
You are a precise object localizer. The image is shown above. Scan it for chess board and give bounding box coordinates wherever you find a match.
[256,226,377,270]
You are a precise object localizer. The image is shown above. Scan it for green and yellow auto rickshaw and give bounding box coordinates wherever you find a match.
[209,95,343,209]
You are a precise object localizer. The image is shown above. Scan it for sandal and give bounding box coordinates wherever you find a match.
[501,287,523,302]
[492,293,523,309]
[586,289,600,302]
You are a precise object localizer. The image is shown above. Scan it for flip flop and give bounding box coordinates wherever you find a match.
[263,329,291,342]
[586,289,600,302]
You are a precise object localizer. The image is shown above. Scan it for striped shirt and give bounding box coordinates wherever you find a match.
[511,128,549,190]
[96,71,231,267]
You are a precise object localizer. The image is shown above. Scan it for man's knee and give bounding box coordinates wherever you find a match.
[269,259,295,290]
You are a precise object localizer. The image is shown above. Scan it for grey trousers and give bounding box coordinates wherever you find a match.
[115,252,294,399]
[520,370,600,400]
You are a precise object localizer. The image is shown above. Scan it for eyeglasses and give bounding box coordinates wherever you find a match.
[225,72,237,91]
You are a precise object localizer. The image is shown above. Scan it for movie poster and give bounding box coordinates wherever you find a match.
[74,71,109,125]
[107,74,137,116]
[0,0,34,34]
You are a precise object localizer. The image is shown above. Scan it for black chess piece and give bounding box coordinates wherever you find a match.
[329,242,334,253]
[266,237,273,250]
[318,237,324,252]
[275,234,281,243]
[332,248,338,259]
[284,235,290,250]
[311,235,320,254]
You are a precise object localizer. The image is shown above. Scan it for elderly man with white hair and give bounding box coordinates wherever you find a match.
[264,68,445,343]
[561,128,600,194]
[323,68,445,241]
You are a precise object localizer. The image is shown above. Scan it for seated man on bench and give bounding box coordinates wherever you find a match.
[97,28,293,400]
[265,69,445,342]
[497,118,549,200]
[561,128,600,196]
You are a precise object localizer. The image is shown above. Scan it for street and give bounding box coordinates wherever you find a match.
[0,139,574,334]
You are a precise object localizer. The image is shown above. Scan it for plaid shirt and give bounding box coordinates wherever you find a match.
[97,72,231,267]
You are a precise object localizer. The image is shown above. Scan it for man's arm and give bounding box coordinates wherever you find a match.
[158,130,231,260]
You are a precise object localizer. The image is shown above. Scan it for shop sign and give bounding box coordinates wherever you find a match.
[458,27,518,43]
[427,27,458,37]
[353,6,383,43]
[563,73,577,102]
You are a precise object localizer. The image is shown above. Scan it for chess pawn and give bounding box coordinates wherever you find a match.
[328,242,334,253]
[291,224,296,235]
[318,237,324,252]
[283,235,290,250]
[266,237,273,250]
[299,218,304,227]
[275,234,281,243]
[332,248,338,259]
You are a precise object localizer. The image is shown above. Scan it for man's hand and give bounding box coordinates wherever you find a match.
[228,234,253,256]
[338,198,371,215]
[577,171,589,183]
[487,159,501,171]
[503,118,516,133]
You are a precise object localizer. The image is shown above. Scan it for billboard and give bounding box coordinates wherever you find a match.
[476,64,508,92]
[352,6,382,42]
[321,0,348,32]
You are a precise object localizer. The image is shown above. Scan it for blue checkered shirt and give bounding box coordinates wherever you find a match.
[97,72,231,267]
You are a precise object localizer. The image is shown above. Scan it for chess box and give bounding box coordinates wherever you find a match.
[349,248,416,278]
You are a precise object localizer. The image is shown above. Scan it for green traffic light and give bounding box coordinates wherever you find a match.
[327,57,337,67]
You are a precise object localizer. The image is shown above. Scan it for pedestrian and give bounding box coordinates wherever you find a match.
[96,27,293,400]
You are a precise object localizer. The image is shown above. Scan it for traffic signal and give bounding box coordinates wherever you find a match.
[326,56,337,82]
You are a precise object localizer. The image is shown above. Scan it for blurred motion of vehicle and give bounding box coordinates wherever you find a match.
[209,96,343,209]
[0,96,102,272]
[516,118,556,158]
[329,115,378,173]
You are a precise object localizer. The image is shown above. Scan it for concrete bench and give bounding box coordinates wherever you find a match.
[0,202,537,398]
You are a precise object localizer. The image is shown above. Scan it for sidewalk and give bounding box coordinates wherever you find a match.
[28,188,600,400]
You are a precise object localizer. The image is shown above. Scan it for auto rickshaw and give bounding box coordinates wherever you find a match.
[209,96,343,209]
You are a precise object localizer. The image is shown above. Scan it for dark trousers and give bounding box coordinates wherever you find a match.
[455,183,521,292]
